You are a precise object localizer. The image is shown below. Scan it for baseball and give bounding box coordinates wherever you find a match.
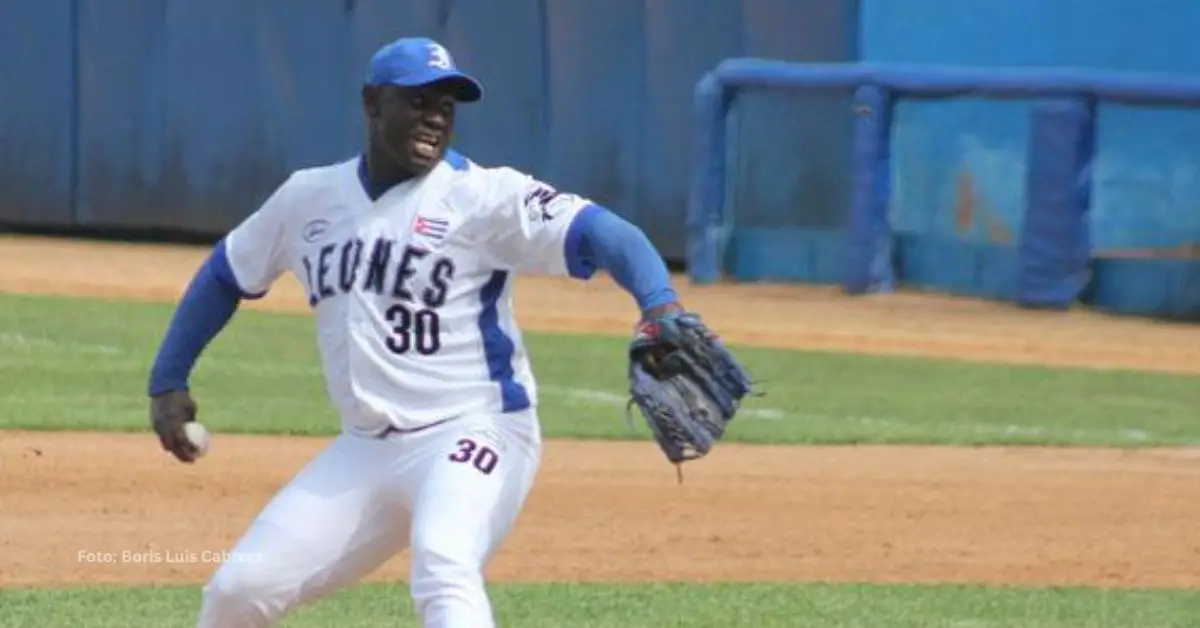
[184,422,211,457]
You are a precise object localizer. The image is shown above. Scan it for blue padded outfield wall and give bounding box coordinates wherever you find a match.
[689,0,1200,318]
[0,0,857,261]
[688,60,1200,316]
[858,0,1200,317]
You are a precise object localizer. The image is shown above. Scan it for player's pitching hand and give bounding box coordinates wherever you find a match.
[150,389,202,463]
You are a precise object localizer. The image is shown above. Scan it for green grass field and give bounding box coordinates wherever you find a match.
[2,291,1198,627]
[2,292,1197,445]
[3,582,1199,628]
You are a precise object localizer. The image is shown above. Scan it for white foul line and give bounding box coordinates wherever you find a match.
[537,386,1156,442]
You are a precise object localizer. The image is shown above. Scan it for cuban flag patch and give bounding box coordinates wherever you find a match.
[413,215,451,241]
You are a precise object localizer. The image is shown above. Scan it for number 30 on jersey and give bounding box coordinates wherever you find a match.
[386,304,441,356]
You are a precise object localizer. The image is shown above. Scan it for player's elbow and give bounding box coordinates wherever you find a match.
[595,211,662,268]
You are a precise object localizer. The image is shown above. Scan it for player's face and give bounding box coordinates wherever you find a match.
[367,83,457,176]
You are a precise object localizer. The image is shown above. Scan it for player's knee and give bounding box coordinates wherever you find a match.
[198,561,288,627]
[408,540,490,621]
[410,541,484,595]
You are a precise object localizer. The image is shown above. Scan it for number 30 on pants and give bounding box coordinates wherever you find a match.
[448,438,499,475]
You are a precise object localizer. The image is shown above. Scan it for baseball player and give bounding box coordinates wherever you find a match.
[146,37,686,627]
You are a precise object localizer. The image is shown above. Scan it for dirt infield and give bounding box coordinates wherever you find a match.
[2,235,1199,590]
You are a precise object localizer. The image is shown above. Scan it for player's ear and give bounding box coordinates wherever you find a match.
[361,85,381,119]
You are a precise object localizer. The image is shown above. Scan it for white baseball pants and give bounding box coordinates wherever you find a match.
[196,410,542,628]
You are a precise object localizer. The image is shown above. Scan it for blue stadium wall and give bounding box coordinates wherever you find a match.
[0,0,858,261]
[861,0,1200,315]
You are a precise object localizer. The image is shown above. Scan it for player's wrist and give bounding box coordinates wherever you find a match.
[148,375,190,398]
[642,301,684,320]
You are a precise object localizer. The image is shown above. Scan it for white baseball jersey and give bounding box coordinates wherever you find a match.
[223,154,593,437]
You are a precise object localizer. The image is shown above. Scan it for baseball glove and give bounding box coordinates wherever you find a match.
[626,310,754,474]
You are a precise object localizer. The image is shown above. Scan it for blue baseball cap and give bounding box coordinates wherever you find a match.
[365,37,483,103]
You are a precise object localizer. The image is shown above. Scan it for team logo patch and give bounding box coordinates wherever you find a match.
[302,218,331,243]
[524,182,569,222]
[413,215,451,241]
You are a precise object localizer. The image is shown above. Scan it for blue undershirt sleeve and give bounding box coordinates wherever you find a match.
[147,240,248,396]
[563,204,678,312]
